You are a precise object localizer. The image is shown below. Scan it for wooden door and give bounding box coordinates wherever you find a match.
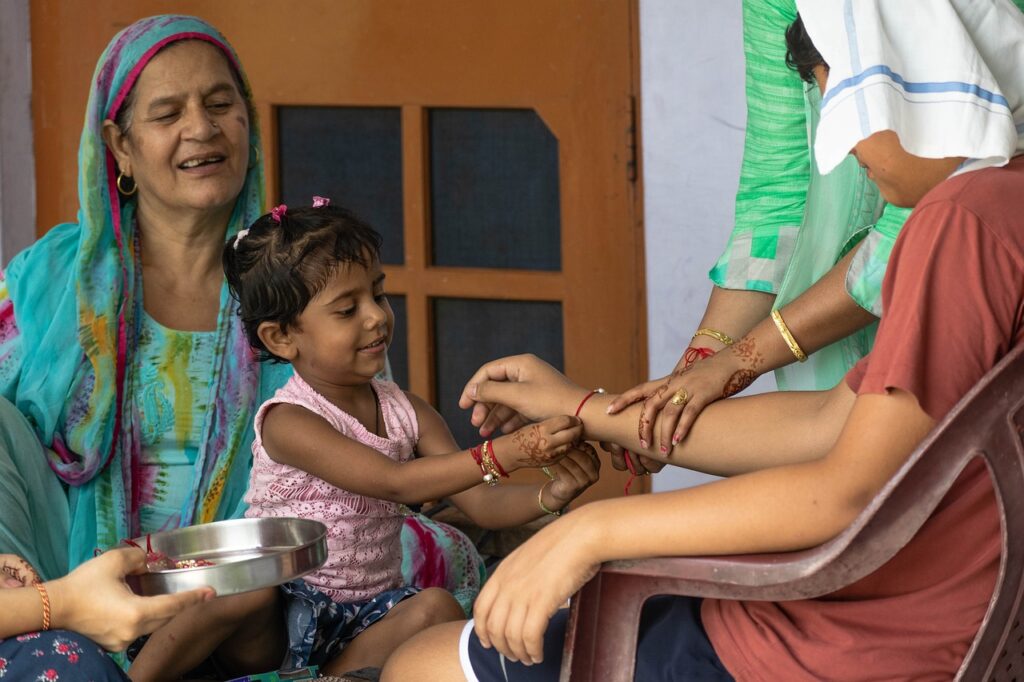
[31,0,647,500]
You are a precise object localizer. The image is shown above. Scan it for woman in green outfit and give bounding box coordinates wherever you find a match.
[601,0,1023,455]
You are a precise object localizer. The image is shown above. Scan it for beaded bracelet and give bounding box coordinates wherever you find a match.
[479,440,505,485]
[484,440,509,478]
[469,444,497,486]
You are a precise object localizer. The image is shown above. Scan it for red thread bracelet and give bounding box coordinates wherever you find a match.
[575,388,605,417]
[575,388,640,494]
[469,445,485,474]
[683,345,717,367]
[486,440,510,478]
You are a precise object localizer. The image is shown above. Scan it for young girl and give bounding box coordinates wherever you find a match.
[132,200,599,679]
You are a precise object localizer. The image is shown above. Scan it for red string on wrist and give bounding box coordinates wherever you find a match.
[469,445,485,475]
[683,345,717,368]
[575,388,605,417]
[622,449,638,495]
[486,440,510,478]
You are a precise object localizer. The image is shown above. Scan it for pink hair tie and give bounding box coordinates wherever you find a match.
[270,204,288,223]
[312,196,331,208]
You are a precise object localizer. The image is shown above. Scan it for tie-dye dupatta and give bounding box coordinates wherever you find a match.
[3,15,268,567]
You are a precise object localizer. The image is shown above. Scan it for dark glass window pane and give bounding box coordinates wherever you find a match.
[433,298,563,448]
[430,109,561,271]
[386,295,408,390]
[278,107,404,265]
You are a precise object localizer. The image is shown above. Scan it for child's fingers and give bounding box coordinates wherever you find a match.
[600,441,631,471]
[541,414,582,434]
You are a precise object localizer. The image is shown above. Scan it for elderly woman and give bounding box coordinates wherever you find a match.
[0,14,484,679]
[383,0,1024,679]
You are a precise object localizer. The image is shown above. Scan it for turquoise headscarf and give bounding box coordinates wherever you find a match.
[0,15,288,568]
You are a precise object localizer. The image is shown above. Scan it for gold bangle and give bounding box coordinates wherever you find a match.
[770,309,807,362]
[691,328,735,347]
[35,582,51,631]
[537,480,562,516]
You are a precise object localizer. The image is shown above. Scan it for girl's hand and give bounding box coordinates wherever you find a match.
[48,547,215,651]
[545,442,602,508]
[0,555,41,588]
[460,354,588,430]
[473,514,599,664]
[495,415,583,470]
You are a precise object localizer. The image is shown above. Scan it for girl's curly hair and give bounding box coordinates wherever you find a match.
[223,204,383,362]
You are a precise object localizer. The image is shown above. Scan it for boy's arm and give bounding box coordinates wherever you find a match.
[461,354,855,476]
[408,393,599,529]
[261,402,582,507]
[473,388,935,663]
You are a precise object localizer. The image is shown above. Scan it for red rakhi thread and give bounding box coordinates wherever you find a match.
[621,449,639,495]
[574,388,605,418]
[683,345,717,367]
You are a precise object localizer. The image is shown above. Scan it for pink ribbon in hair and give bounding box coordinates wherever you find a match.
[312,196,330,208]
[270,204,288,223]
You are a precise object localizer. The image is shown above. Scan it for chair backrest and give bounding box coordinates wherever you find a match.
[567,343,1024,681]
[952,343,1024,680]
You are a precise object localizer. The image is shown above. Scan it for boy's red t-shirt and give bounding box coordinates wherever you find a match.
[702,155,1024,681]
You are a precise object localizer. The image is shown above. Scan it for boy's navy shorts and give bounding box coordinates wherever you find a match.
[460,595,734,681]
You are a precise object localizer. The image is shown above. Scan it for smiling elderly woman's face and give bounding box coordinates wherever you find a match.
[103,40,250,223]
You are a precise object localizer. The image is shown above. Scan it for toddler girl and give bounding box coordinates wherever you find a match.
[203,200,594,677]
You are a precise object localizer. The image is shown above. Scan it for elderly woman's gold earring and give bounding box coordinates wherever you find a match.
[116,171,137,196]
[248,144,261,170]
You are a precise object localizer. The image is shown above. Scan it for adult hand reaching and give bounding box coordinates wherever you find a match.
[608,340,758,452]
[46,547,215,651]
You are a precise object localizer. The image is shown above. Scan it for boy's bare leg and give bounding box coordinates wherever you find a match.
[380,621,468,682]
[129,587,285,681]
[321,587,465,675]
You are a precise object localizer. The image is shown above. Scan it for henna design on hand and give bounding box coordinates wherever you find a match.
[639,395,657,443]
[511,424,554,465]
[1,565,23,584]
[732,338,765,370]
[722,369,757,397]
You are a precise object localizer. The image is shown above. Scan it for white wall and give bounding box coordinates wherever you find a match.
[640,0,777,492]
[0,0,36,265]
